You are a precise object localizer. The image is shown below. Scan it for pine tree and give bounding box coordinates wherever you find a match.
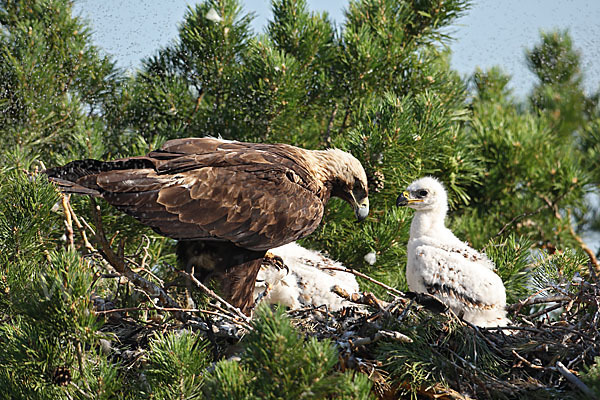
[204,305,373,399]
[1,0,599,398]
[0,0,121,163]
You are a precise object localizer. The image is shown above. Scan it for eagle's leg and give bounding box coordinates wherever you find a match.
[177,241,266,316]
[220,256,264,316]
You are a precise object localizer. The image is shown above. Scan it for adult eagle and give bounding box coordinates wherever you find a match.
[45,137,369,314]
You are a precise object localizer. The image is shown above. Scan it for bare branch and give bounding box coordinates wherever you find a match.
[556,361,599,399]
[89,199,189,323]
[175,267,251,324]
[321,265,405,298]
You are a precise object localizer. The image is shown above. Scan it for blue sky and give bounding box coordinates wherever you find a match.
[73,0,600,97]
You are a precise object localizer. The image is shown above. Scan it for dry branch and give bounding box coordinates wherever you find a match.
[322,265,405,297]
[89,199,189,323]
[175,267,251,325]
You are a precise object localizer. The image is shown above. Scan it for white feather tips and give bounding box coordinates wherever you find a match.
[206,8,223,23]
[364,252,377,265]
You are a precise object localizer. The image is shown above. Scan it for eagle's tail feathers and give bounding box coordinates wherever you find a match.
[47,177,102,196]
[44,158,156,195]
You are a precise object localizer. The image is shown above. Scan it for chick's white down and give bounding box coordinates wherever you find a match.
[254,242,359,311]
[400,177,510,327]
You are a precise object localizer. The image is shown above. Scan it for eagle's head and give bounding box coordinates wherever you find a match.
[319,149,369,222]
[396,176,448,214]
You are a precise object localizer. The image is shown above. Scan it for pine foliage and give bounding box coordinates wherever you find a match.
[1,0,599,398]
[0,0,120,162]
[203,305,373,399]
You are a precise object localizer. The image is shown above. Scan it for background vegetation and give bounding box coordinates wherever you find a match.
[0,0,599,398]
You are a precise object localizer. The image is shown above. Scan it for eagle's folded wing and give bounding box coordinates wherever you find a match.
[94,161,322,251]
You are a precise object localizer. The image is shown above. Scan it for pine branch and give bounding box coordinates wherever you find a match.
[565,209,600,275]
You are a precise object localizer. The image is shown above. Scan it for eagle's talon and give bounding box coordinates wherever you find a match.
[263,252,288,274]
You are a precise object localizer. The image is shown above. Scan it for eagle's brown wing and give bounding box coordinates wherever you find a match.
[54,142,324,251]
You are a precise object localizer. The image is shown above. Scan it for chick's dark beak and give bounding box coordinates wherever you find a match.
[396,191,409,207]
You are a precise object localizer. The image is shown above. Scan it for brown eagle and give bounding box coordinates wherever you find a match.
[45,137,369,314]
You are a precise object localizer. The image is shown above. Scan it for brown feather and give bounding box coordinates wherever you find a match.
[45,137,368,315]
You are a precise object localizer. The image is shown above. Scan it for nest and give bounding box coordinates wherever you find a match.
[95,270,599,399]
[64,198,600,399]
[286,278,600,399]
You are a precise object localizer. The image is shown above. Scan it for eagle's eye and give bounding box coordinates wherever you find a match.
[417,189,428,197]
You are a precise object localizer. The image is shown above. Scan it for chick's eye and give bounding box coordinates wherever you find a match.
[418,190,428,197]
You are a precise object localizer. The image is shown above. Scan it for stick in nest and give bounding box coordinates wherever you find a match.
[556,361,599,399]
[321,265,405,297]
[173,266,252,325]
[332,285,390,309]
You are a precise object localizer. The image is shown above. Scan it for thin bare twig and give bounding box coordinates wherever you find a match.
[566,209,600,275]
[526,303,564,320]
[483,192,568,252]
[507,295,570,312]
[332,285,390,310]
[175,267,251,324]
[89,199,189,323]
[324,103,338,144]
[321,265,405,298]
[95,305,252,330]
[61,195,75,248]
[60,195,95,252]
[512,350,546,370]
[351,330,413,346]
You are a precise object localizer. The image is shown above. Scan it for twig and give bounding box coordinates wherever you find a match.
[512,350,546,370]
[321,265,405,298]
[89,199,189,323]
[526,303,564,320]
[175,267,251,324]
[61,195,75,248]
[485,204,548,247]
[125,257,164,286]
[338,102,351,135]
[324,102,338,144]
[508,286,556,314]
[332,285,389,310]
[481,325,547,334]
[566,209,600,275]
[507,295,570,312]
[483,192,568,251]
[140,235,151,269]
[556,361,599,399]
[351,330,413,346]
[64,197,95,252]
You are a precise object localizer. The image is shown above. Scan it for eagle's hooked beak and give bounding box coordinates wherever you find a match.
[396,191,423,207]
[353,197,369,222]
